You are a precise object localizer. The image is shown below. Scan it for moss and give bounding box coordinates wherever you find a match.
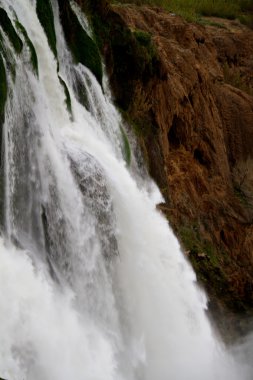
[58,75,72,117]
[36,0,57,58]
[92,7,160,109]
[76,4,160,107]
[179,224,219,264]
[133,29,152,47]
[15,21,39,76]
[91,14,110,50]
[58,0,102,86]
[177,223,248,313]
[120,127,131,165]
[122,29,156,78]
[133,29,158,73]
[0,8,23,54]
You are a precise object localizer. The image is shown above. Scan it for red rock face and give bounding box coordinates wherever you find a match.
[97,5,253,337]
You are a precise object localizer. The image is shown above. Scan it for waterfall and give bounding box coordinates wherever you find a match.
[0,1,251,379]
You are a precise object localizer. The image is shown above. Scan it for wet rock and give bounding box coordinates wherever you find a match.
[69,151,119,260]
[95,3,253,339]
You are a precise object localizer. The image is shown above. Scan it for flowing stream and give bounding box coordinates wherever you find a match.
[0,1,252,379]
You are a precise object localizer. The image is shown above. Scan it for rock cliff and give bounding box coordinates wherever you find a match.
[80,0,253,339]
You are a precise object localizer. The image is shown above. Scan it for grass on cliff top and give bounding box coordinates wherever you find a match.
[112,0,253,23]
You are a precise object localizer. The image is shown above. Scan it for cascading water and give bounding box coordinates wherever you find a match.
[0,1,252,379]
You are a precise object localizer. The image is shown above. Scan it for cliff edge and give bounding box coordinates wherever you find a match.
[80,0,253,339]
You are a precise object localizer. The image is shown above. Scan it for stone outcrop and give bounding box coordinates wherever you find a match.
[80,1,253,339]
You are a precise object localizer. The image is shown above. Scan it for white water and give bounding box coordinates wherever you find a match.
[0,1,251,379]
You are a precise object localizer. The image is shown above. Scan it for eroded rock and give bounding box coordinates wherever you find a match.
[94,4,253,339]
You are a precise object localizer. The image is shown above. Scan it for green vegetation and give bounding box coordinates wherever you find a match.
[91,14,110,50]
[94,15,159,108]
[59,0,103,86]
[238,13,253,28]
[120,127,131,165]
[0,8,23,53]
[131,29,158,77]
[15,21,39,76]
[198,18,226,28]
[223,63,253,96]
[134,29,152,46]
[36,0,57,58]
[58,75,72,117]
[178,224,219,268]
[133,29,157,67]
[177,223,240,309]
[112,0,253,24]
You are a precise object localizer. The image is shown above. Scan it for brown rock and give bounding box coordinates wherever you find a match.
[97,4,253,339]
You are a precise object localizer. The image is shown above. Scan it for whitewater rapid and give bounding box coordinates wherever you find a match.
[0,1,252,379]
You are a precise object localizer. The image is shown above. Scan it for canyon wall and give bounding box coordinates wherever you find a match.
[79,0,253,339]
